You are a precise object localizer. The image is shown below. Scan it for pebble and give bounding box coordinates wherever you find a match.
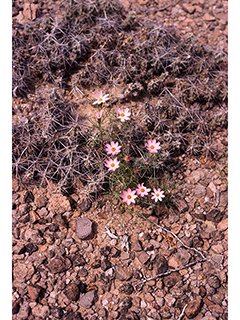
[175,248,192,266]
[17,302,30,320]
[185,297,202,318]
[164,293,176,307]
[76,217,94,239]
[27,285,42,301]
[63,283,80,301]
[79,290,98,309]
[137,251,150,264]
[194,183,206,198]
[31,304,50,319]
[48,194,71,214]
[217,218,228,231]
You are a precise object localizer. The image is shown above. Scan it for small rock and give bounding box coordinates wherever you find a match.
[78,267,88,277]
[217,218,228,231]
[101,258,112,271]
[115,265,133,281]
[175,248,192,266]
[212,244,224,254]
[100,245,112,257]
[13,262,35,287]
[79,290,98,308]
[48,194,71,214]
[174,196,189,213]
[119,296,132,309]
[154,254,168,274]
[24,191,34,203]
[31,304,50,319]
[25,243,38,255]
[120,283,134,295]
[27,285,42,301]
[206,209,224,223]
[203,13,216,21]
[91,259,101,269]
[164,293,176,307]
[63,283,80,301]
[71,253,86,267]
[17,302,30,320]
[187,169,203,184]
[121,252,130,260]
[12,298,21,314]
[182,3,195,14]
[137,251,150,264]
[194,184,206,198]
[98,307,107,318]
[62,311,83,320]
[208,275,220,289]
[36,195,47,208]
[50,307,64,319]
[76,217,94,240]
[205,220,216,233]
[109,247,121,258]
[119,311,139,320]
[163,272,182,288]
[48,257,72,274]
[185,297,202,318]
[219,191,228,207]
[79,198,92,212]
[212,254,224,265]
[131,240,143,252]
[24,229,43,245]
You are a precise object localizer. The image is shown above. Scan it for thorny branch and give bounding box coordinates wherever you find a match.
[129,218,222,290]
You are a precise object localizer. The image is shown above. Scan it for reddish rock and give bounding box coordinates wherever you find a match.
[27,285,42,301]
[63,283,80,301]
[137,251,150,264]
[48,194,71,214]
[76,217,94,239]
[185,297,202,318]
[115,265,133,281]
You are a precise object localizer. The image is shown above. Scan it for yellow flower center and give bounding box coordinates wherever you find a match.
[120,113,125,117]
[140,188,145,192]
[127,195,132,199]
[111,147,116,152]
[156,193,159,197]
[99,97,102,101]
[111,163,115,167]
[150,145,154,149]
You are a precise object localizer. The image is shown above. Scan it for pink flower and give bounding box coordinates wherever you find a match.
[96,109,103,119]
[93,90,109,104]
[125,155,131,162]
[105,141,121,156]
[146,139,161,154]
[151,188,165,202]
[121,188,138,206]
[117,108,131,122]
[105,157,120,171]
[134,169,139,175]
[136,183,151,197]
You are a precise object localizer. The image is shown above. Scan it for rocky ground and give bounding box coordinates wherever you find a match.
[12,0,228,319]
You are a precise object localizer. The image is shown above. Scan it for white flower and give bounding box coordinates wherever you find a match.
[151,188,165,202]
[93,91,109,104]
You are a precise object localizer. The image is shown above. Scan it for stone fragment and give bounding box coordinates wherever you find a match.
[12,240,26,254]
[185,297,202,318]
[205,221,216,233]
[217,218,228,231]
[50,307,64,319]
[78,267,88,277]
[175,248,192,266]
[27,285,42,301]
[119,283,134,295]
[76,217,94,239]
[137,251,150,264]
[48,257,72,274]
[79,290,98,308]
[12,298,21,314]
[174,196,189,213]
[203,13,216,21]
[71,253,86,267]
[131,240,143,252]
[101,258,112,271]
[62,312,83,320]
[208,275,220,289]
[219,191,228,207]
[182,3,195,14]
[32,304,50,319]
[24,229,44,245]
[206,209,224,223]
[115,265,133,281]
[119,296,132,309]
[79,198,92,212]
[25,243,38,255]
[163,272,182,288]
[212,254,224,265]
[63,283,80,301]
[48,194,71,214]
[164,293,176,307]
[188,169,204,184]
[194,184,206,198]
[17,302,30,320]
[13,262,35,287]
[154,254,168,274]
[36,195,47,208]
[24,191,34,203]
